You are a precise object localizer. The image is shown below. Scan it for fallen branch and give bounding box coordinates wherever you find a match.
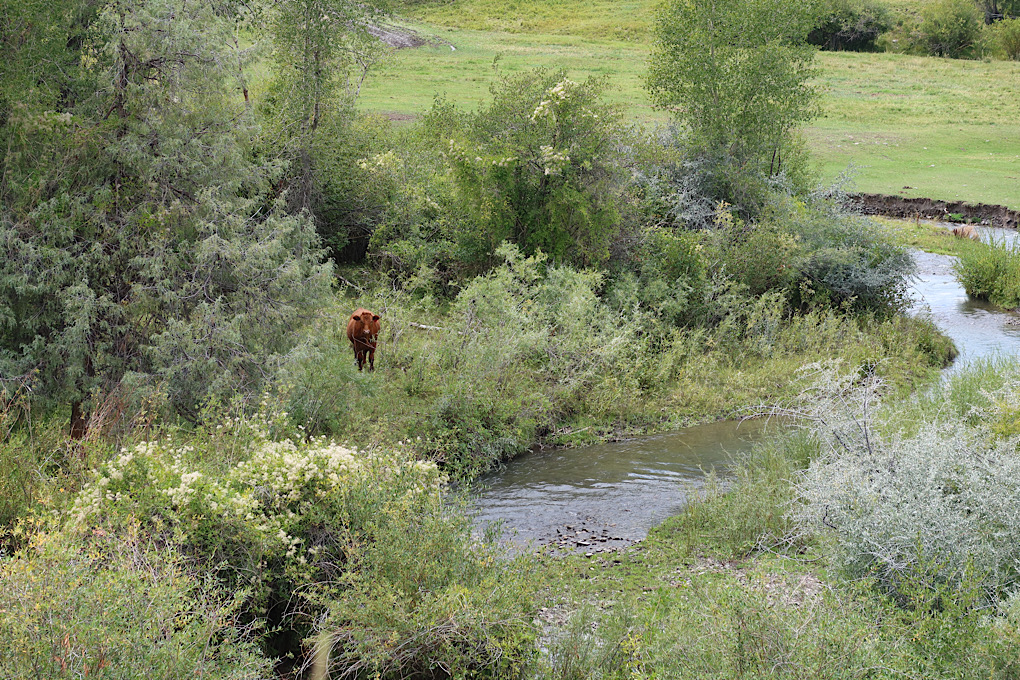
[409,322,468,336]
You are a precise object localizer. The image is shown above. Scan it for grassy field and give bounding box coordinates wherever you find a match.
[359,16,1020,208]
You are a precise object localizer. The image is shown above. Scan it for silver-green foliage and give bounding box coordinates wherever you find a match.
[0,0,331,414]
[793,364,1020,606]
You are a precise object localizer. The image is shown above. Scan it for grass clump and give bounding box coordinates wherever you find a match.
[654,431,819,560]
[954,237,1020,308]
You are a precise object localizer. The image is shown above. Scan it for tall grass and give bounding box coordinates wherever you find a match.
[954,237,1020,308]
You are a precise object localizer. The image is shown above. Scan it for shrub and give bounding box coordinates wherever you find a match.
[788,198,914,314]
[64,430,536,667]
[990,17,1020,59]
[426,69,639,268]
[632,225,709,327]
[313,524,536,678]
[793,364,1020,608]
[954,237,1020,307]
[809,0,892,51]
[707,205,802,300]
[0,531,271,679]
[917,0,983,56]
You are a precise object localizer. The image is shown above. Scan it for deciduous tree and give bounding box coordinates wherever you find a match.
[647,0,821,210]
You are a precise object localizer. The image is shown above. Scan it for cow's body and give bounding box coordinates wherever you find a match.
[347,308,381,371]
[952,225,980,241]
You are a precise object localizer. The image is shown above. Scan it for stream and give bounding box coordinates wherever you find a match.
[472,222,1020,554]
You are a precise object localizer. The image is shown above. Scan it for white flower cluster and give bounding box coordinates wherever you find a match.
[71,437,444,563]
[356,150,401,173]
[491,156,517,168]
[539,145,570,176]
[444,138,468,164]
[530,78,578,122]
[231,440,363,504]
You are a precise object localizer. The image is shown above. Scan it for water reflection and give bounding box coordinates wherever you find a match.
[472,419,772,553]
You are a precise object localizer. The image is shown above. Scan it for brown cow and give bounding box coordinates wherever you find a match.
[952,225,981,241]
[347,308,381,371]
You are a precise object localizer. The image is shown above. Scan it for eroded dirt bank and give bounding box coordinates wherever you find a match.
[853,193,1019,229]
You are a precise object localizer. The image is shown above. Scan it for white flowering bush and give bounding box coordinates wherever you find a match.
[63,432,535,670]
[68,435,445,650]
[791,363,1020,607]
[433,67,636,267]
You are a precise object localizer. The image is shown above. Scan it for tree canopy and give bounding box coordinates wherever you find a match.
[647,0,821,208]
[0,0,334,420]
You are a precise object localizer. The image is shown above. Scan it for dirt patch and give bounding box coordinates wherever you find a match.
[852,193,1020,229]
[366,24,430,49]
[381,112,417,122]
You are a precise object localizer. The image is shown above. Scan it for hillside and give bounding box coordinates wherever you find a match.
[359,4,1020,208]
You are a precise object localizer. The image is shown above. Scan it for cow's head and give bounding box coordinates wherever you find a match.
[352,312,381,340]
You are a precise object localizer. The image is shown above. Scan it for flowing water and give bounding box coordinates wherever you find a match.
[472,222,1020,554]
[471,419,775,553]
[910,225,1020,366]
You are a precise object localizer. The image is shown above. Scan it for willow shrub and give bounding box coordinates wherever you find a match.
[0,531,271,680]
[423,69,638,269]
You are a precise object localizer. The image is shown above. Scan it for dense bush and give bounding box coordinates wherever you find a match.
[917,0,984,56]
[792,208,914,313]
[809,0,892,51]
[990,17,1020,59]
[0,531,271,679]
[64,426,537,668]
[954,237,1020,307]
[421,69,640,269]
[630,225,710,327]
[793,364,1020,608]
[702,197,913,315]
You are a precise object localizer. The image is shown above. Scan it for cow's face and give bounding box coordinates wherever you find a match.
[352,314,381,342]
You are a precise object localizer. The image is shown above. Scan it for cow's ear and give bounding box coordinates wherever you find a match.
[352,314,361,321]
[372,315,380,321]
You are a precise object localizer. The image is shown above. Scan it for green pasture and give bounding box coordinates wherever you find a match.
[404,0,928,37]
[359,23,1020,207]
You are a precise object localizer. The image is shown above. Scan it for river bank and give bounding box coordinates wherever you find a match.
[522,233,1020,676]
[853,193,1020,229]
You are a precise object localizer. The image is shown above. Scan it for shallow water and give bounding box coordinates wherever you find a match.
[910,223,1020,366]
[471,419,774,553]
[472,222,1020,553]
